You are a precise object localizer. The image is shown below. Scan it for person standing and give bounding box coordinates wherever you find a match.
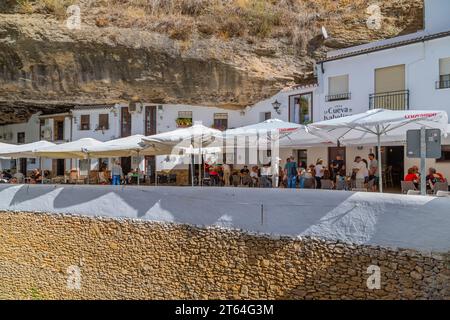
[284,157,298,189]
[331,154,345,182]
[314,159,325,189]
[222,163,231,186]
[352,156,367,188]
[111,160,123,185]
[368,153,379,191]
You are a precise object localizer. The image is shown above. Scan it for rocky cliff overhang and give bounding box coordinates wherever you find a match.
[0,0,424,125]
[0,14,301,125]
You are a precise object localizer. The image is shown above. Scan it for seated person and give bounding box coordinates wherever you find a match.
[231,171,240,187]
[30,169,42,184]
[250,166,259,187]
[426,167,446,189]
[98,169,109,184]
[404,168,420,189]
[126,169,136,184]
[209,165,219,186]
[0,170,11,183]
[2,170,12,180]
[322,169,332,180]
[12,171,24,184]
[260,163,272,188]
[240,165,250,176]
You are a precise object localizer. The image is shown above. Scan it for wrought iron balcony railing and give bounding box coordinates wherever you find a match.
[436,78,450,89]
[325,92,351,102]
[369,90,409,110]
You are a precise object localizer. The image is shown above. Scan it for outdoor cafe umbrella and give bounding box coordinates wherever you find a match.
[308,109,449,193]
[222,119,322,184]
[0,142,16,160]
[223,119,302,139]
[221,119,327,150]
[0,140,56,183]
[35,138,104,184]
[141,123,221,186]
[84,134,171,185]
[34,138,103,159]
[0,140,56,158]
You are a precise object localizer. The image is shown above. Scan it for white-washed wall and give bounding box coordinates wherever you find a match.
[318,38,450,121]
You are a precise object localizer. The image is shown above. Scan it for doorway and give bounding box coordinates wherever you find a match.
[54,120,64,141]
[145,156,156,183]
[121,107,132,137]
[296,149,307,169]
[19,158,27,175]
[145,106,157,136]
[53,159,65,176]
[328,147,346,172]
[121,157,132,176]
[380,146,404,188]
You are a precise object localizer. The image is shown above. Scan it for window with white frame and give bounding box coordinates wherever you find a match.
[327,75,350,101]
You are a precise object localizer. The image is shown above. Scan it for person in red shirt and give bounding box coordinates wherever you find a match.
[404,167,420,189]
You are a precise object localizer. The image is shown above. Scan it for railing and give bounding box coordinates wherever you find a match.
[436,78,450,89]
[325,92,351,102]
[369,90,409,110]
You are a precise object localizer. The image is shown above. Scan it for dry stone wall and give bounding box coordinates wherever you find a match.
[0,211,448,300]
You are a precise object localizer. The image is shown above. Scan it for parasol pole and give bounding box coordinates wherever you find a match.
[376,125,383,193]
[136,150,140,186]
[420,126,427,196]
[40,157,44,184]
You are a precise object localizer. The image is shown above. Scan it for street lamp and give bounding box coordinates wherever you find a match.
[272,100,282,114]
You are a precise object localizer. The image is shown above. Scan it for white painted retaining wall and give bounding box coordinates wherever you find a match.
[0,184,449,253]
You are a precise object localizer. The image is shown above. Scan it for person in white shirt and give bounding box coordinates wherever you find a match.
[352,156,367,179]
[314,159,325,189]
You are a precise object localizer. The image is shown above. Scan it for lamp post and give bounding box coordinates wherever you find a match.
[272,100,282,115]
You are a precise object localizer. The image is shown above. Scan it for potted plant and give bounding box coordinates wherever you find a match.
[176,117,192,128]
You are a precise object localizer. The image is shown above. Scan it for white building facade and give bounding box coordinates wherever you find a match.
[289,0,450,185]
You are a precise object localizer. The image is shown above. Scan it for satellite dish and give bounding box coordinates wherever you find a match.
[321,26,329,39]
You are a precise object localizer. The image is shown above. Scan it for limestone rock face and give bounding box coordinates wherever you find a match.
[0,0,423,124]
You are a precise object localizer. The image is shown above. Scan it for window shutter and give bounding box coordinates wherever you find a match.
[328,75,349,95]
[439,57,450,76]
[375,65,405,93]
[99,114,109,130]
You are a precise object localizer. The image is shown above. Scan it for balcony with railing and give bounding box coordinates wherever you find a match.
[369,90,409,110]
[436,75,450,89]
[325,92,351,102]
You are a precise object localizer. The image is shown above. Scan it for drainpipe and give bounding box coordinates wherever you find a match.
[69,112,73,170]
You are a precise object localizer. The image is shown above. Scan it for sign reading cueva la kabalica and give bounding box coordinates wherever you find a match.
[323,105,354,120]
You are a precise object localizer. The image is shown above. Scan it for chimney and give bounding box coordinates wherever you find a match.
[424,0,450,33]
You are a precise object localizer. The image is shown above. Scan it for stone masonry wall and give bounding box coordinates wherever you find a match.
[0,211,448,300]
